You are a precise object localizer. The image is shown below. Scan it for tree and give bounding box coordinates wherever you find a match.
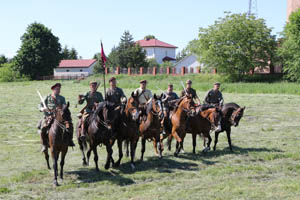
[278,9,300,82]
[144,35,156,40]
[192,12,277,80]
[0,54,8,66]
[92,53,104,74]
[14,22,61,79]
[147,58,159,68]
[61,45,78,60]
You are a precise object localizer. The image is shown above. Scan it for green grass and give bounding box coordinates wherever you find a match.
[1,77,300,199]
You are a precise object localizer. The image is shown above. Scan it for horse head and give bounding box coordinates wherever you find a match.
[178,94,196,117]
[55,102,72,129]
[125,92,140,121]
[148,94,164,120]
[102,102,120,131]
[231,106,245,127]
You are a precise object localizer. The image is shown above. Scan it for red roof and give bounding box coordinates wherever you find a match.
[58,59,97,68]
[136,39,177,48]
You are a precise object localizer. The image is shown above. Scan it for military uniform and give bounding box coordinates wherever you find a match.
[78,91,104,138]
[134,88,152,105]
[106,87,126,105]
[161,91,179,136]
[38,93,67,152]
[181,88,198,99]
[204,89,224,106]
[163,91,179,111]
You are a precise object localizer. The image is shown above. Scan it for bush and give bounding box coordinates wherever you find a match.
[0,63,29,82]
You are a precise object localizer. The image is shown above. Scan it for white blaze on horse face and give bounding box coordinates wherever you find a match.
[132,109,139,121]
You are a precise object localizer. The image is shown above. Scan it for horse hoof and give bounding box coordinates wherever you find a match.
[159,155,163,159]
[174,152,178,157]
[130,163,135,170]
[113,162,120,168]
[95,168,100,172]
[104,164,110,170]
[53,181,59,187]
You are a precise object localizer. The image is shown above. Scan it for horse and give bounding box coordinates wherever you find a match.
[77,102,120,171]
[139,94,165,161]
[112,92,140,169]
[170,95,196,157]
[213,103,245,151]
[188,106,222,153]
[44,102,73,187]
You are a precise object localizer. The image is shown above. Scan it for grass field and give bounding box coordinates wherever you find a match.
[1,76,300,200]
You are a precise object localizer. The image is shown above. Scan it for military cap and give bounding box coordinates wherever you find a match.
[214,82,221,86]
[140,80,147,84]
[89,81,98,85]
[51,83,61,90]
[186,79,192,84]
[109,77,116,82]
[168,83,173,87]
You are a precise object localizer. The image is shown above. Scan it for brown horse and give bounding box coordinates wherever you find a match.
[44,102,73,187]
[213,103,245,151]
[112,92,140,169]
[77,102,120,171]
[170,95,196,157]
[188,106,222,153]
[139,94,164,161]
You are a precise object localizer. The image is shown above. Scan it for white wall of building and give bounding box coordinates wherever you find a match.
[174,54,201,73]
[54,62,96,77]
[143,47,176,64]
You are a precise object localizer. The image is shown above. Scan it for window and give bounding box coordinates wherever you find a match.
[80,69,83,72]
[66,70,69,72]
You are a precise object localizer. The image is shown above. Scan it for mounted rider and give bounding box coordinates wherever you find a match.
[161,83,179,135]
[78,81,104,139]
[37,83,75,153]
[180,79,201,105]
[204,82,224,132]
[134,80,152,121]
[204,82,224,107]
[106,77,127,108]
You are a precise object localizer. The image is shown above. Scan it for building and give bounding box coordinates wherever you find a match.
[54,59,97,78]
[287,0,300,20]
[174,54,201,73]
[136,38,177,64]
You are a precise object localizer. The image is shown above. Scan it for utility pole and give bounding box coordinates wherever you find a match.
[248,0,258,16]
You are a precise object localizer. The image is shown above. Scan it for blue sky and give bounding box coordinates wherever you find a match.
[0,0,287,59]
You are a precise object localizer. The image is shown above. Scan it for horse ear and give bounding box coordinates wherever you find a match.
[153,94,157,99]
[131,92,135,97]
[242,106,246,110]
[67,102,70,108]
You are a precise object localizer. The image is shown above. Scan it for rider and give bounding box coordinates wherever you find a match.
[180,79,201,105]
[38,83,75,153]
[161,83,179,135]
[204,82,224,107]
[78,81,104,139]
[106,77,127,106]
[134,80,152,121]
[204,82,223,132]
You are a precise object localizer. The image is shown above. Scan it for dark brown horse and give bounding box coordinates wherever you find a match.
[77,102,120,171]
[44,102,73,187]
[139,94,165,161]
[170,95,196,157]
[112,92,140,169]
[213,103,245,151]
[188,106,222,153]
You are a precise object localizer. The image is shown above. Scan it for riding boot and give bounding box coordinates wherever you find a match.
[40,127,48,153]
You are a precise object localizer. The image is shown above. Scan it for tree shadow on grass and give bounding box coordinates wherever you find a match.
[66,168,135,186]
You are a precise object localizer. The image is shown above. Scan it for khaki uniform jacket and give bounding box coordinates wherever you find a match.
[39,94,66,117]
[134,88,152,105]
[79,91,104,113]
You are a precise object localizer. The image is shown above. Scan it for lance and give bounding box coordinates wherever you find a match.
[180,81,187,95]
[36,90,50,114]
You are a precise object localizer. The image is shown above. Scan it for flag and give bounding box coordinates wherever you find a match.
[101,42,107,68]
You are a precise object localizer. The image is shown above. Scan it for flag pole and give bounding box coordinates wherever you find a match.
[101,40,107,100]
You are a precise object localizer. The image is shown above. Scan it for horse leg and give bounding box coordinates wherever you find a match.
[130,140,137,169]
[93,147,99,171]
[153,139,159,156]
[156,136,163,159]
[125,140,129,157]
[104,143,113,170]
[60,148,68,180]
[174,140,180,157]
[51,149,59,187]
[44,148,51,169]
[140,138,146,161]
[180,137,185,153]
[167,134,173,151]
[213,131,220,151]
[114,139,123,167]
[207,134,212,151]
[86,146,92,166]
[226,128,233,151]
[192,133,197,154]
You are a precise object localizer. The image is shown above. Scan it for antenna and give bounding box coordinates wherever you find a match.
[248,0,258,16]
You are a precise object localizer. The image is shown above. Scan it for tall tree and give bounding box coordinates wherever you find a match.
[144,35,156,40]
[192,12,277,80]
[61,45,78,60]
[14,22,61,79]
[0,54,8,65]
[69,48,78,59]
[278,9,300,82]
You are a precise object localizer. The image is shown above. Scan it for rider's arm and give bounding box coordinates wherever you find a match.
[203,91,210,104]
[78,93,87,104]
